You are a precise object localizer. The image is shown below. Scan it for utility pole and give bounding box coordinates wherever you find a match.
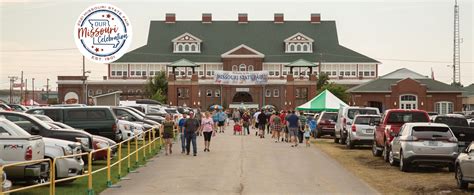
[8,76,18,104]
[46,78,50,104]
[82,55,87,104]
[453,0,461,84]
[25,78,28,105]
[32,78,35,104]
[20,71,23,103]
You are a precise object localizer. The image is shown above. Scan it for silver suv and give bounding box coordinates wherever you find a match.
[346,114,381,149]
[455,141,474,189]
[388,123,458,172]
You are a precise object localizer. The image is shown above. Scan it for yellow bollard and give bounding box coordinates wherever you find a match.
[106,147,112,187]
[117,143,122,179]
[127,139,131,172]
[142,131,146,161]
[148,130,152,155]
[134,136,138,167]
[87,152,93,195]
[51,158,56,195]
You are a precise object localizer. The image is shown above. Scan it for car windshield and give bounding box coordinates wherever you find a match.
[347,109,378,119]
[321,113,337,121]
[412,126,452,139]
[434,117,468,127]
[387,112,428,123]
[355,116,380,125]
[126,107,146,117]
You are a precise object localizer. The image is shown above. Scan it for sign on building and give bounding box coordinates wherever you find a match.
[214,71,268,85]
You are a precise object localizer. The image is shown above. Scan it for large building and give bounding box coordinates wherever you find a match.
[58,13,380,109]
[347,68,464,114]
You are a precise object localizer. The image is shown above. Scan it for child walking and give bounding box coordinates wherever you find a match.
[306,116,317,147]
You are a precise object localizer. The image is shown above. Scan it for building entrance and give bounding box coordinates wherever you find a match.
[232,92,253,103]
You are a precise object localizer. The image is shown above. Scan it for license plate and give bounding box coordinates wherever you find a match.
[365,129,374,134]
[428,141,438,146]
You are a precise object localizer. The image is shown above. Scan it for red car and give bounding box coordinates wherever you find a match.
[372,109,430,162]
[314,111,338,138]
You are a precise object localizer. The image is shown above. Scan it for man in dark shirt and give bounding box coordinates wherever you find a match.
[257,110,267,138]
[286,110,300,147]
[183,112,200,156]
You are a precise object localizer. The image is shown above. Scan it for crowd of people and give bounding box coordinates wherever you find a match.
[159,107,318,157]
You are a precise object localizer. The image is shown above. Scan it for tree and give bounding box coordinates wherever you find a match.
[145,72,168,103]
[151,89,167,103]
[451,82,463,88]
[317,72,329,90]
[318,82,348,103]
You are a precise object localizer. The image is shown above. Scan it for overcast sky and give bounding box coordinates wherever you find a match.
[0,0,472,91]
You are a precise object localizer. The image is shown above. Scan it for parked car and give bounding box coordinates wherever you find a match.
[313,111,338,138]
[111,107,160,128]
[7,104,28,112]
[345,114,381,149]
[455,141,474,189]
[0,111,93,152]
[388,123,458,172]
[372,109,430,162]
[123,106,164,124]
[335,106,380,144]
[432,114,474,151]
[26,107,119,140]
[0,103,12,111]
[2,172,12,192]
[43,137,84,180]
[116,119,144,141]
[0,119,49,182]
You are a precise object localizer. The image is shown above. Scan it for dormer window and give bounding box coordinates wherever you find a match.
[172,33,202,53]
[284,32,314,53]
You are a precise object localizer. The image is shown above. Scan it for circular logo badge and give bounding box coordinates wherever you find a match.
[74,4,132,63]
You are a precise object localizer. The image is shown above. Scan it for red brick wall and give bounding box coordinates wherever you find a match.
[222,58,263,71]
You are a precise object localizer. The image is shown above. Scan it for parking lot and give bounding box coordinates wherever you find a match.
[313,137,474,194]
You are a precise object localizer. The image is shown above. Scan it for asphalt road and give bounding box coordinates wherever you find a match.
[102,125,378,195]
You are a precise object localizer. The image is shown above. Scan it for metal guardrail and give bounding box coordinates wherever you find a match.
[0,127,162,195]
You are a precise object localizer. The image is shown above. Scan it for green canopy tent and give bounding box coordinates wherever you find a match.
[296,90,348,112]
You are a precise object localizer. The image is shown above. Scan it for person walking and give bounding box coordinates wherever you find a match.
[306,115,317,147]
[271,112,283,142]
[286,110,300,147]
[232,109,241,124]
[178,113,187,154]
[183,112,200,156]
[253,110,261,136]
[257,110,267,138]
[200,112,215,152]
[241,111,251,135]
[195,109,203,136]
[217,109,227,133]
[298,111,307,144]
[212,110,219,131]
[279,110,288,142]
[160,114,175,155]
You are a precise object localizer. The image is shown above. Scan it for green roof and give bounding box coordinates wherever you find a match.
[115,21,379,63]
[167,58,200,67]
[285,59,317,67]
[463,84,474,96]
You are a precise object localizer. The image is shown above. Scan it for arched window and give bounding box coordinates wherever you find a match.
[88,89,94,96]
[96,89,102,95]
[206,89,212,97]
[296,44,302,52]
[127,89,134,94]
[184,44,189,51]
[435,101,453,115]
[215,89,221,97]
[178,44,183,52]
[191,44,196,51]
[302,44,308,52]
[136,89,142,94]
[232,65,238,72]
[400,94,417,109]
[290,44,295,52]
[265,89,271,97]
[248,65,254,71]
[273,89,279,97]
[239,64,246,71]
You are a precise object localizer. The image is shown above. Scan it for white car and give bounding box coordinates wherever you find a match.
[455,141,474,189]
[345,114,381,149]
[335,106,380,144]
[117,120,144,141]
[42,138,84,180]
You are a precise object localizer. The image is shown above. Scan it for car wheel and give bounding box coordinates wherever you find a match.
[456,165,469,189]
[388,149,398,166]
[399,151,410,172]
[346,134,354,149]
[372,140,382,157]
[334,132,340,143]
[383,143,390,162]
[316,128,322,138]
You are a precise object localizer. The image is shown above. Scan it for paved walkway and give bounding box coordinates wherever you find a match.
[102,125,378,195]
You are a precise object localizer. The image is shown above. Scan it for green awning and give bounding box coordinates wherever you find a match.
[284,59,318,67]
[167,58,200,67]
[296,90,348,111]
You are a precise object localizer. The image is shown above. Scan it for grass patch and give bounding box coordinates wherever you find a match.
[11,140,162,195]
[313,137,474,194]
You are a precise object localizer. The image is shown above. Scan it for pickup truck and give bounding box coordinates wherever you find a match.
[0,119,49,182]
[372,109,430,162]
[432,114,474,151]
[0,111,93,153]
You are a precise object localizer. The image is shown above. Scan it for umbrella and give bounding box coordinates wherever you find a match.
[209,105,223,110]
[262,105,275,110]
